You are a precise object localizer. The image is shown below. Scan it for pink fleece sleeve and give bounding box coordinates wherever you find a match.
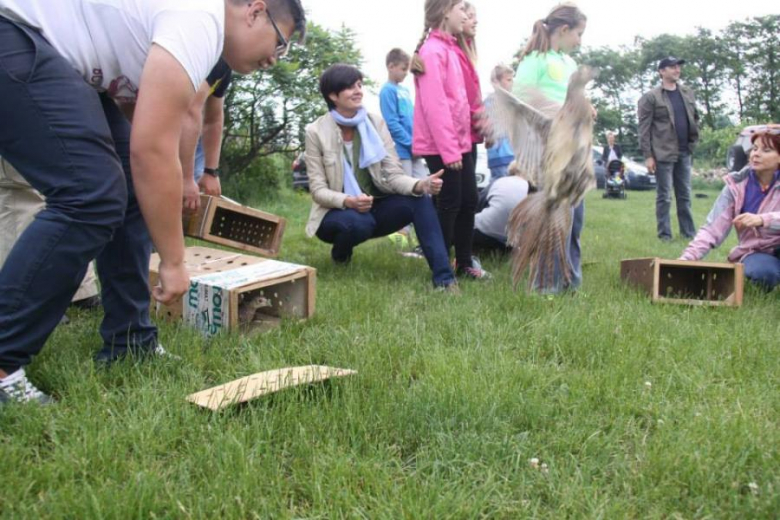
[680,187,736,260]
[416,49,463,165]
[761,211,780,231]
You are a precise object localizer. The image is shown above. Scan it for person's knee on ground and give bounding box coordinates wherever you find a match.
[316,210,375,262]
[744,255,780,291]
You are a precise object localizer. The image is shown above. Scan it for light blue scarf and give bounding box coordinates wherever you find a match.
[330,108,387,168]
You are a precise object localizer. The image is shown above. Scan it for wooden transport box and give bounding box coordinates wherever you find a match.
[150,246,316,336]
[620,257,743,307]
[183,195,286,257]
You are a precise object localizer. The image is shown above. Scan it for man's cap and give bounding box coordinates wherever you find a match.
[658,57,686,70]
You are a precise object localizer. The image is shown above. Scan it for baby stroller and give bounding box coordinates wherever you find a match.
[602,159,626,199]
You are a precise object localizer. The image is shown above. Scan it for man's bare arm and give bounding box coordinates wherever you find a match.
[130,44,197,304]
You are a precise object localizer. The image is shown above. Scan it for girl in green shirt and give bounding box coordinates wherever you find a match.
[513,3,587,104]
[513,3,589,294]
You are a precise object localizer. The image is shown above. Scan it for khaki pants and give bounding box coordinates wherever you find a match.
[0,157,99,302]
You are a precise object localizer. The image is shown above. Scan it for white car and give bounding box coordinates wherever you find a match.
[474,144,491,192]
[592,146,656,191]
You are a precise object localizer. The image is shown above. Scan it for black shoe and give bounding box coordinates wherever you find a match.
[332,254,352,265]
[70,295,101,310]
[0,369,54,406]
[94,343,180,366]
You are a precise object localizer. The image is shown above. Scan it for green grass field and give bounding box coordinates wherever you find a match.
[1,186,778,519]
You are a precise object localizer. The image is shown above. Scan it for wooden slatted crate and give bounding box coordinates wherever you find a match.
[620,257,743,307]
[149,246,316,336]
[183,195,286,257]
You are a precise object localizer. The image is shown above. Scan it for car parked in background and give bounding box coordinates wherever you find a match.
[623,157,657,190]
[474,144,491,193]
[726,124,780,172]
[293,144,655,194]
[592,147,607,189]
[291,152,308,191]
[592,146,656,191]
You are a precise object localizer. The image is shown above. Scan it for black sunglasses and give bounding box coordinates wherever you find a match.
[266,10,291,58]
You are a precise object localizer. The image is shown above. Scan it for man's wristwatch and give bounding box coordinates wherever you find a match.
[203,167,220,178]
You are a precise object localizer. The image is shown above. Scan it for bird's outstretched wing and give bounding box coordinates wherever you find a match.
[488,87,555,187]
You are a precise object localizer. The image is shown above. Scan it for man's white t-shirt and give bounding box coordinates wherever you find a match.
[0,0,224,103]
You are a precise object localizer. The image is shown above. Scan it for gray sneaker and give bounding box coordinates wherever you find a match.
[0,369,53,406]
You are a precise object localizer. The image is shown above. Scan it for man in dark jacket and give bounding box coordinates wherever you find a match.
[638,57,700,241]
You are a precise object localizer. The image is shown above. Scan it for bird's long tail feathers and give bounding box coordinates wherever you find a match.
[507,193,573,291]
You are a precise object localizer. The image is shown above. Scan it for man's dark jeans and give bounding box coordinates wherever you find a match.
[655,153,696,239]
[316,194,455,287]
[0,18,156,373]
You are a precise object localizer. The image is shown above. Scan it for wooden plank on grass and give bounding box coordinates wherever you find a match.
[187,365,357,411]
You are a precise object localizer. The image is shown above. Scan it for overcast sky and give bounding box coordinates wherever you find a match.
[306,1,777,111]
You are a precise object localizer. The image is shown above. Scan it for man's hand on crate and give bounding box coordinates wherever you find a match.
[153,261,190,305]
[183,177,201,213]
[198,173,222,197]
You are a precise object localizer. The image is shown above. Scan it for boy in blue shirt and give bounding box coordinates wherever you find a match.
[379,48,427,180]
[484,64,515,181]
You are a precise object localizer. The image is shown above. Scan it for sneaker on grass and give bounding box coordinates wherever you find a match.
[0,368,53,406]
[434,281,461,295]
[401,245,425,259]
[94,343,181,366]
[457,265,492,280]
[453,256,492,281]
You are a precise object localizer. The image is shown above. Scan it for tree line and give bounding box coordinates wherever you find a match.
[218,14,778,193]
[573,14,778,167]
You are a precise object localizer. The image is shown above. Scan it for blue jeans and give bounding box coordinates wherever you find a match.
[316,195,455,287]
[743,252,780,291]
[655,153,696,239]
[0,19,156,372]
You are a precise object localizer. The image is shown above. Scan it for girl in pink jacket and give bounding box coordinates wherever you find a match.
[680,130,780,290]
[411,0,490,280]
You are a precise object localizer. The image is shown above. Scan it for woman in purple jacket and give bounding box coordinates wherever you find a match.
[411,0,490,280]
[680,130,780,290]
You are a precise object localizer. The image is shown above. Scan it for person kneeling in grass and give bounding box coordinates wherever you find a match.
[473,167,530,257]
[304,64,457,291]
[679,130,780,291]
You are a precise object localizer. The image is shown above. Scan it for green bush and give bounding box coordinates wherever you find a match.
[221,154,292,203]
[694,125,742,170]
